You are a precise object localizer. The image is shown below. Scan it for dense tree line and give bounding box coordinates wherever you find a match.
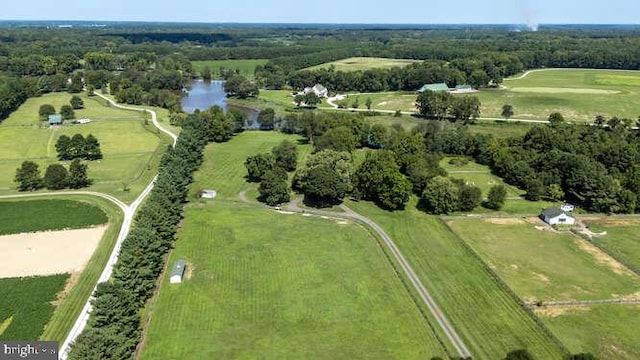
[246,140,298,206]
[15,159,92,191]
[0,75,28,122]
[416,90,481,124]
[67,113,210,360]
[55,134,102,161]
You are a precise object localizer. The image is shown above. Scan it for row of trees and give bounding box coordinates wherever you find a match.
[0,75,28,122]
[55,134,102,161]
[15,160,92,191]
[416,91,482,124]
[67,114,210,359]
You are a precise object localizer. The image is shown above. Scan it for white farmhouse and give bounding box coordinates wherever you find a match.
[302,84,328,98]
[541,207,576,226]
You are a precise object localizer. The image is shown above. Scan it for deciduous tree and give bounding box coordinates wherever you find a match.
[39,104,55,121]
[272,139,298,172]
[44,163,69,190]
[485,184,507,210]
[70,95,84,109]
[60,104,75,120]
[15,161,42,191]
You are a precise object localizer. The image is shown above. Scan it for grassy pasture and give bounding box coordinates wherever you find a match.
[141,131,447,359]
[480,69,640,121]
[192,131,310,201]
[191,59,268,79]
[0,93,168,201]
[447,219,640,302]
[587,218,640,271]
[0,274,68,340]
[441,157,522,197]
[346,200,566,359]
[304,57,420,72]
[0,199,107,235]
[540,304,640,360]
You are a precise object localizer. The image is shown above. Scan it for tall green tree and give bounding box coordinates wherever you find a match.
[501,104,514,120]
[44,163,69,190]
[68,159,92,189]
[450,96,481,124]
[294,150,353,207]
[245,153,276,182]
[257,107,276,130]
[15,161,42,191]
[84,134,103,160]
[55,135,71,160]
[353,150,411,210]
[314,126,357,152]
[258,169,290,206]
[303,92,320,107]
[421,176,459,214]
[60,104,75,120]
[70,95,84,109]
[272,140,298,172]
[485,184,507,210]
[39,104,55,121]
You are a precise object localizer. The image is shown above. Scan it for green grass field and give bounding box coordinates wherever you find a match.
[0,92,169,202]
[587,218,640,272]
[0,199,107,235]
[346,200,566,359]
[541,304,640,360]
[480,69,640,121]
[191,59,268,79]
[447,219,640,302]
[446,218,640,359]
[305,57,420,72]
[0,274,69,340]
[140,132,447,359]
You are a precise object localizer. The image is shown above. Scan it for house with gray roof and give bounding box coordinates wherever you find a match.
[417,83,450,92]
[541,207,575,226]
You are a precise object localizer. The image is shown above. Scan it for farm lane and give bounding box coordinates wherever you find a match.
[16,96,180,360]
[285,198,472,359]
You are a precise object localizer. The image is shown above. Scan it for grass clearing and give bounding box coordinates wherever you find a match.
[447,219,640,302]
[0,274,69,340]
[481,69,640,121]
[0,93,169,202]
[305,57,420,72]
[0,199,107,235]
[141,131,447,359]
[587,218,640,272]
[346,200,566,359]
[191,59,268,79]
[540,304,640,360]
[441,157,522,197]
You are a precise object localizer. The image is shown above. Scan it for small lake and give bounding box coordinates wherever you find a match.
[181,79,259,128]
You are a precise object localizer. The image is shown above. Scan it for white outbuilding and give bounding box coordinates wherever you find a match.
[199,189,217,199]
[169,259,186,284]
[541,207,576,226]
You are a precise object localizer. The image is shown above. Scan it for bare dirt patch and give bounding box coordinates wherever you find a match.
[0,226,107,278]
[535,305,591,318]
[184,261,195,280]
[532,272,551,283]
[575,239,635,277]
[484,218,525,225]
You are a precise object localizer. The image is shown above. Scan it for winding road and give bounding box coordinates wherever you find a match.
[0,93,177,360]
[285,199,472,358]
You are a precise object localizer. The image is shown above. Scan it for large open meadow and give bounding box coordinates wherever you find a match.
[446,218,640,359]
[0,93,169,201]
[480,69,640,121]
[304,57,420,72]
[346,200,566,359]
[0,196,123,343]
[587,218,640,272]
[140,132,448,359]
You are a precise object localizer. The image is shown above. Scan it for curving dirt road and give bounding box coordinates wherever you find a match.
[285,199,472,358]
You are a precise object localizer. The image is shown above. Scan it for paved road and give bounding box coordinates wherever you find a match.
[285,199,472,358]
[0,95,179,359]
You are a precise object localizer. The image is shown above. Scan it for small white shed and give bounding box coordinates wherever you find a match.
[169,259,186,284]
[200,189,217,199]
[541,207,576,226]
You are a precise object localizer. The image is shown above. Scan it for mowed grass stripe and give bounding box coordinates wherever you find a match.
[193,131,299,200]
[140,205,445,359]
[347,201,566,359]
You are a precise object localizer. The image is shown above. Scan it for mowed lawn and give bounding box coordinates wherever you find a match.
[191,59,268,79]
[447,219,640,302]
[140,210,444,358]
[346,200,566,360]
[0,93,166,201]
[192,131,312,201]
[305,57,420,72]
[541,304,640,360]
[480,69,640,121]
[587,218,640,272]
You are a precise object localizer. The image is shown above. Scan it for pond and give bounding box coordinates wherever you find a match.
[181,79,258,128]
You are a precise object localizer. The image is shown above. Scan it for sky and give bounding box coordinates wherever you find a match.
[2,0,639,24]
